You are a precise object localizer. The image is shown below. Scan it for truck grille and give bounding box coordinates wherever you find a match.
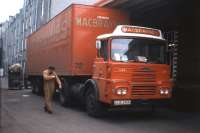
[131,85,157,96]
[131,68,157,96]
[132,69,156,82]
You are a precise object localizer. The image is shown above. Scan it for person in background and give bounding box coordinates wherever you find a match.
[43,66,62,114]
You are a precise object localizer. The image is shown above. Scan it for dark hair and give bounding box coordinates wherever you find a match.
[48,66,55,70]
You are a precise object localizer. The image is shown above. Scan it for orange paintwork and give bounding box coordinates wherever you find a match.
[27,4,130,76]
[27,4,172,106]
[93,39,172,104]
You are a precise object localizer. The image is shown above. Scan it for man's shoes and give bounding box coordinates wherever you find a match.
[47,110,53,114]
[44,106,53,114]
[44,106,48,112]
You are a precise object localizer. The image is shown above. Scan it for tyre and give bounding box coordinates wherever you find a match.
[32,86,36,94]
[32,79,42,96]
[59,80,71,107]
[85,87,107,117]
[34,84,40,95]
[31,81,37,94]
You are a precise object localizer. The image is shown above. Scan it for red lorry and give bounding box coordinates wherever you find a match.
[27,4,172,117]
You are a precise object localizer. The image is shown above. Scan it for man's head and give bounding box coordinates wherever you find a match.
[48,66,55,74]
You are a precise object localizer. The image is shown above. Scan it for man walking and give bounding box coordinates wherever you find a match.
[43,66,62,114]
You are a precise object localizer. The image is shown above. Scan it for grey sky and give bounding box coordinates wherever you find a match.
[0,0,24,23]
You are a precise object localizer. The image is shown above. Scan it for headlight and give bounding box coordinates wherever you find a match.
[116,89,122,95]
[164,90,169,94]
[160,88,170,95]
[160,90,164,94]
[122,89,127,95]
[115,88,128,95]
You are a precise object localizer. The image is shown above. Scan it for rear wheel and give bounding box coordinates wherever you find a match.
[85,87,107,117]
[31,83,36,94]
[59,80,71,107]
[34,84,40,95]
[31,78,43,96]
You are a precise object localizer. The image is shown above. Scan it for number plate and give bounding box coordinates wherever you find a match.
[114,100,131,106]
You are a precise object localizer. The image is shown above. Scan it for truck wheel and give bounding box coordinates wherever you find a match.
[31,84,36,94]
[59,81,71,107]
[30,80,35,94]
[32,79,42,96]
[35,85,40,94]
[86,88,106,117]
[31,81,38,94]
[59,90,70,106]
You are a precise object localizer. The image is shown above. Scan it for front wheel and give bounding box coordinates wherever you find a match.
[86,89,107,117]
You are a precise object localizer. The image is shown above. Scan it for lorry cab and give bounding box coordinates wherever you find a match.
[92,25,173,107]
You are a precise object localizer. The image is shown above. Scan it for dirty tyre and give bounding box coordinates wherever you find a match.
[59,81,71,107]
[59,90,70,106]
[86,89,106,117]
[32,86,36,94]
[35,85,40,95]
[31,79,43,96]
[31,81,36,94]
[32,83,40,95]
[59,90,65,106]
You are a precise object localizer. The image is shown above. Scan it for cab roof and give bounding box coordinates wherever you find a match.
[97,25,165,40]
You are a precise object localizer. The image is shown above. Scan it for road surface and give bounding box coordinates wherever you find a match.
[1,89,200,133]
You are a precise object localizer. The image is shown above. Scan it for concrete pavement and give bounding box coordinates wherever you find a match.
[1,89,200,133]
[0,77,8,89]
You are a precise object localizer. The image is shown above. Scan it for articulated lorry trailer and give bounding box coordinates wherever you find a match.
[27,4,173,117]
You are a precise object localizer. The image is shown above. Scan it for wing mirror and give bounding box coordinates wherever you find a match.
[96,40,101,49]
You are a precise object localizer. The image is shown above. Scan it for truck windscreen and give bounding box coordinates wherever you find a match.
[111,38,167,64]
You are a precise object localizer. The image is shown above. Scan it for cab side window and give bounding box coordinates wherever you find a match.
[98,40,108,61]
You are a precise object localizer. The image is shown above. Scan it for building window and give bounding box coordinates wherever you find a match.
[30,28,33,34]
[41,0,44,18]
[22,22,24,32]
[14,29,17,38]
[29,16,32,28]
[20,40,23,51]
[24,39,27,50]
[22,40,24,50]
[13,48,16,58]
[26,19,28,30]
[18,41,20,52]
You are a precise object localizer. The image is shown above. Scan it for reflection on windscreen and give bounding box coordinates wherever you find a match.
[111,38,166,64]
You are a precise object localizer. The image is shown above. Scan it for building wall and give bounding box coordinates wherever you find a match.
[1,0,52,75]
[1,21,9,74]
[1,14,23,73]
